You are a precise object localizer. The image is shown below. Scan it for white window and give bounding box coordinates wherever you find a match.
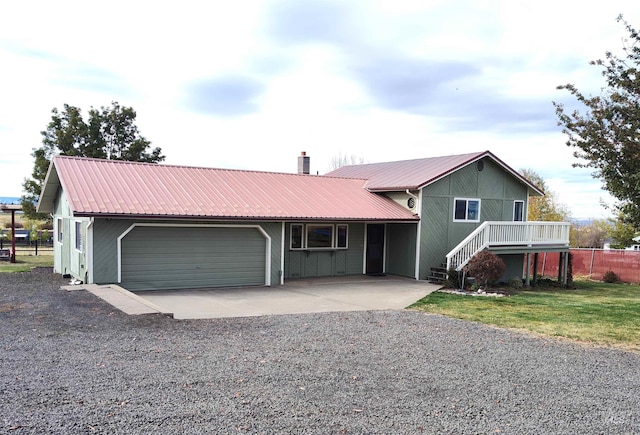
[74,221,83,251]
[290,224,349,250]
[56,218,63,244]
[336,224,348,248]
[290,224,303,249]
[513,200,524,222]
[306,224,334,248]
[453,198,481,222]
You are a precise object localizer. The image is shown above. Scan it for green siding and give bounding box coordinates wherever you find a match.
[284,223,365,278]
[386,223,417,278]
[419,157,530,278]
[52,190,88,282]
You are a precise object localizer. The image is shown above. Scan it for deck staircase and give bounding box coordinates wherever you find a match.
[445,221,571,272]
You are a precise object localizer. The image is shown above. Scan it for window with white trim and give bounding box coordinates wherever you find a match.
[56,218,63,244]
[74,221,83,251]
[290,224,349,250]
[336,224,348,248]
[513,200,524,222]
[453,198,481,222]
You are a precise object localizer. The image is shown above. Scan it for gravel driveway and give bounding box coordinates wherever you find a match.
[2,269,639,434]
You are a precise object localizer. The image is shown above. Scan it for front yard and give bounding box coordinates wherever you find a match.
[411,279,640,352]
[0,254,53,273]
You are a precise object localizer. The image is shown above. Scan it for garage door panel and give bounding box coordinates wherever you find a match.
[121,226,266,291]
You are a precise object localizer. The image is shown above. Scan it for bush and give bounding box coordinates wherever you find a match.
[466,251,506,288]
[603,270,618,283]
[444,268,465,289]
[509,276,523,289]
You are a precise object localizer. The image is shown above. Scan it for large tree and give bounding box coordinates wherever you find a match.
[520,169,571,222]
[22,102,164,220]
[554,16,640,228]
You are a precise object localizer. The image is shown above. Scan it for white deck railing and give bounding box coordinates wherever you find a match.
[446,221,571,271]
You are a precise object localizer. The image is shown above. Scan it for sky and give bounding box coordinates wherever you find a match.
[1,0,639,219]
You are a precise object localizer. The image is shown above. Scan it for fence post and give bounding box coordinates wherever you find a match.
[35,239,38,256]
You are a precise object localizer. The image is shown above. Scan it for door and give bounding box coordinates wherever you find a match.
[366,224,385,275]
[121,226,267,291]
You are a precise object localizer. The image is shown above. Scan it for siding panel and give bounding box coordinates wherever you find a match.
[121,226,266,291]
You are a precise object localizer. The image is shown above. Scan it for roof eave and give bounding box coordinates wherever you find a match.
[71,212,420,222]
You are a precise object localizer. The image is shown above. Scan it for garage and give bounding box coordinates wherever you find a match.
[119,225,269,291]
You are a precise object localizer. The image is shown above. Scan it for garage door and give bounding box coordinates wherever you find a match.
[120,226,267,291]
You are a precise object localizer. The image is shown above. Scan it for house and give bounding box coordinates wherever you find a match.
[36,150,570,291]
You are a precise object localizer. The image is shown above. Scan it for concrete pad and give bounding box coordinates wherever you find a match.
[135,275,439,319]
[62,283,172,316]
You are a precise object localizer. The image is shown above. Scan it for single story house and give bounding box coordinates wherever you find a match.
[37,151,570,291]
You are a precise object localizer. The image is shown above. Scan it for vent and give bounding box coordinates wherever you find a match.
[476,160,484,172]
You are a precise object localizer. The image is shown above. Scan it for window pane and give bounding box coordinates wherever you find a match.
[513,201,524,221]
[57,218,63,243]
[307,225,333,248]
[467,200,479,220]
[454,200,467,220]
[75,221,82,251]
[336,225,348,248]
[291,224,303,249]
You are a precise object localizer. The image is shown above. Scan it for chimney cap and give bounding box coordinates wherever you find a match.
[301,151,306,156]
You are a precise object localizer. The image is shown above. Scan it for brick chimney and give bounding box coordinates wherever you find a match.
[298,151,310,175]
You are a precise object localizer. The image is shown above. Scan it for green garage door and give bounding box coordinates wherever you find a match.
[121,226,267,291]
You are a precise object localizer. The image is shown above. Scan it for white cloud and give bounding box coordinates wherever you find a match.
[1,0,639,220]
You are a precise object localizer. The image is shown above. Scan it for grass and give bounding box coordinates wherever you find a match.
[410,279,640,352]
[0,254,53,273]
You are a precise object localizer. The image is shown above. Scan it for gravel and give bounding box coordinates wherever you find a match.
[1,269,639,434]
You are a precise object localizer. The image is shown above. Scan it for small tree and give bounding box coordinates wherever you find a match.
[466,251,506,288]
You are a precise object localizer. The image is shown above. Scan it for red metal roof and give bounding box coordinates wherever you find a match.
[38,156,418,221]
[326,150,544,195]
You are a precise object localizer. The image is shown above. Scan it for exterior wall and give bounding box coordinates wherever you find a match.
[386,223,417,278]
[284,222,365,278]
[419,157,529,279]
[92,218,282,286]
[499,254,524,283]
[52,190,89,282]
[382,191,420,214]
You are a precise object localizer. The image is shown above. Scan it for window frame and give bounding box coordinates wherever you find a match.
[513,200,525,222]
[289,223,349,250]
[336,224,348,249]
[305,224,334,249]
[56,218,63,245]
[74,220,83,252]
[290,223,303,249]
[453,198,481,223]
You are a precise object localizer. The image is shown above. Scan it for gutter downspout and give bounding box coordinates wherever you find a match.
[407,189,421,280]
[86,218,94,284]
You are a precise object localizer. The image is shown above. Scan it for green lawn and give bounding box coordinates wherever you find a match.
[0,255,53,273]
[410,280,640,352]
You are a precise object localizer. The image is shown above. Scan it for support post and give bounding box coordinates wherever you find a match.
[525,253,531,287]
[563,251,569,286]
[557,252,563,283]
[10,209,16,263]
[532,253,539,286]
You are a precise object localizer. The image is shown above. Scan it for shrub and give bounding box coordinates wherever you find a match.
[509,276,523,289]
[445,268,466,289]
[603,270,618,283]
[466,251,506,288]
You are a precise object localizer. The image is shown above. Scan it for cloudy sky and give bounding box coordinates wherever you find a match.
[1,0,639,219]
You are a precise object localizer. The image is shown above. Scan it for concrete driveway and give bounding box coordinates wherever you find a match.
[135,275,439,319]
